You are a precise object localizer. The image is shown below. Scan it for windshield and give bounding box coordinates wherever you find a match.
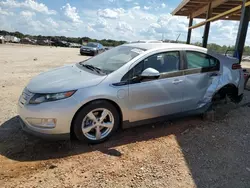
[79,45,145,73]
[87,43,98,47]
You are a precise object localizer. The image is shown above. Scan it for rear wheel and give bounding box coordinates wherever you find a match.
[73,100,120,144]
[212,85,243,104]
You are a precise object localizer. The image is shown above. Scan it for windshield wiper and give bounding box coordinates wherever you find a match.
[80,64,106,75]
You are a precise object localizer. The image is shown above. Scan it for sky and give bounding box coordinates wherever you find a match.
[0,0,249,46]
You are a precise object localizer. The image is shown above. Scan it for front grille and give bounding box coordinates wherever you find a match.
[81,48,92,51]
[19,88,34,106]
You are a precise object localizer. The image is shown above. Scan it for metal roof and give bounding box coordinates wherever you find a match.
[172,0,249,21]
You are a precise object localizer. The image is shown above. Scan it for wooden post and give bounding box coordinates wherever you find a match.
[234,0,250,62]
[187,17,193,44]
[202,2,212,48]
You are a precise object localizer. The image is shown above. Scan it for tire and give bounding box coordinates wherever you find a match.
[228,93,243,103]
[73,100,120,144]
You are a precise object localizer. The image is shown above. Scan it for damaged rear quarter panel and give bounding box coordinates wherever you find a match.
[214,55,241,94]
[204,53,242,105]
[198,73,220,108]
[183,71,220,110]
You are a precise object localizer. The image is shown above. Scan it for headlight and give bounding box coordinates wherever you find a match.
[29,90,76,104]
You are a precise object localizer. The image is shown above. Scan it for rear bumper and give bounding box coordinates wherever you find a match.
[19,116,70,140]
[238,69,245,94]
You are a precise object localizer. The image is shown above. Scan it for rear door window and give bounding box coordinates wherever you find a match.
[186,51,219,71]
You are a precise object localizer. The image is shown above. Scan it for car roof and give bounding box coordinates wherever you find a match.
[123,42,207,52]
[129,40,163,43]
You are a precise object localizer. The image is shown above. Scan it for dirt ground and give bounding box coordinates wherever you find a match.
[1,44,250,188]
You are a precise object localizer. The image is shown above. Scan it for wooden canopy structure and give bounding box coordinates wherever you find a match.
[172,0,249,21]
[172,0,250,61]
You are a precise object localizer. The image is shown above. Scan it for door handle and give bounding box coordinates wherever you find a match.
[172,79,183,84]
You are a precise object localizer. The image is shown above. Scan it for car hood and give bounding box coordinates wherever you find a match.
[27,64,107,93]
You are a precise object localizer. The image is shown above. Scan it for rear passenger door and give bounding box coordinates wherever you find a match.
[182,51,220,111]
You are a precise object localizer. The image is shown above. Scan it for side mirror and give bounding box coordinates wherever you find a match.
[141,68,160,79]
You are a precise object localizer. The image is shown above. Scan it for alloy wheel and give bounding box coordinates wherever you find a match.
[81,108,114,140]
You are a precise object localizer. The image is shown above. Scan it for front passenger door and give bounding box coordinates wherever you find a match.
[126,51,185,122]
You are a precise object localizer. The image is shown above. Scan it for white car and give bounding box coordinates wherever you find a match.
[18,43,245,143]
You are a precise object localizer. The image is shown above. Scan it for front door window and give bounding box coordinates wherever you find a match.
[122,51,180,82]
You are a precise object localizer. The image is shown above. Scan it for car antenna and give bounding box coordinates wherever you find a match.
[176,33,181,43]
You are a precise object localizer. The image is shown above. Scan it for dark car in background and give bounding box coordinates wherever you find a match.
[51,39,70,47]
[80,42,105,56]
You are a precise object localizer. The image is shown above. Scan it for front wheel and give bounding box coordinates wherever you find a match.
[73,100,120,144]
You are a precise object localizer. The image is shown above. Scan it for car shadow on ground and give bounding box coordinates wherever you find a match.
[0,115,195,162]
[1,103,250,188]
[78,54,93,57]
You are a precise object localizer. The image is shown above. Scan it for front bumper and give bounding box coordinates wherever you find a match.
[19,117,70,140]
[80,49,95,55]
[18,94,81,140]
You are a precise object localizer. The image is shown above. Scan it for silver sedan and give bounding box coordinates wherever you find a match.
[18,43,245,143]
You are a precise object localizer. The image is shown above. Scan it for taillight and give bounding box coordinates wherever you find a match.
[232,63,242,69]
